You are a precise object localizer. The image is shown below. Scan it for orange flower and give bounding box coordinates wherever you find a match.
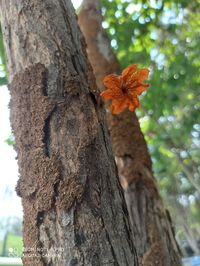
[100,64,150,114]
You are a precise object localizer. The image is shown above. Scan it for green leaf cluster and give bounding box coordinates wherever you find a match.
[0,25,8,85]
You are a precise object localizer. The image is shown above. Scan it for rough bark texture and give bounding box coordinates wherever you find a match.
[78,1,182,265]
[0,0,138,265]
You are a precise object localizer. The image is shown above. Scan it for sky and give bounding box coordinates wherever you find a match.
[73,0,82,9]
[0,0,83,220]
[0,86,22,217]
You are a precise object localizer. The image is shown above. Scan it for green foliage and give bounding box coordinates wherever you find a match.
[101,0,200,246]
[0,217,22,258]
[0,25,8,85]
[5,135,15,146]
[0,234,23,257]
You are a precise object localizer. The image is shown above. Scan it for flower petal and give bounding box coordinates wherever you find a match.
[100,89,121,100]
[110,98,128,114]
[122,64,138,83]
[129,83,150,96]
[128,97,140,112]
[134,68,149,82]
[103,74,121,90]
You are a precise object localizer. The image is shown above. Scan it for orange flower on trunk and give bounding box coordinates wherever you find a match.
[100,64,150,114]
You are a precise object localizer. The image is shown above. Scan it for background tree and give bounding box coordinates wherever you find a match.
[78,0,181,265]
[0,216,22,257]
[100,0,200,254]
[0,0,138,265]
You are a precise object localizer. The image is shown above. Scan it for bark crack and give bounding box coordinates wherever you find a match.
[104,229,120,266]
[43,106,57,157]
[36,211,45,226]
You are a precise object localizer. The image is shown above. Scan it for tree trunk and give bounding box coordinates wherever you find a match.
[182,223,200,255]
[78,1,182,265]
[174,201,200,255]
[0,0,138,265]
[1,230,9,257]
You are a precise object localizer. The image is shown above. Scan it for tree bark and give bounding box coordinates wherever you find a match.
[78,1,182,265]
[182,223,200,255]
[0,0,138,265]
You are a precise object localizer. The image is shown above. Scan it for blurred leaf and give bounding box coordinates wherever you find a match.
[5,135,15,146]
